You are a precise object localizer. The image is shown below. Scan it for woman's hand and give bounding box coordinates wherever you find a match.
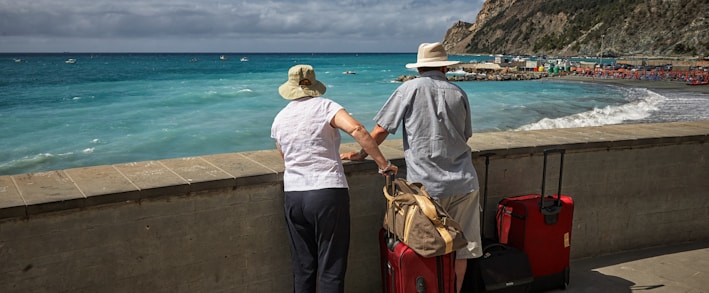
[378,161,398,176]
[383,164,398,176]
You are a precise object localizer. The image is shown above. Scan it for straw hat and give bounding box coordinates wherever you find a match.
[278,64,327,100]
[405,42,460,69]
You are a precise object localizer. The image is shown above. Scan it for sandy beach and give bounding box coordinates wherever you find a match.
[549,75,709,94]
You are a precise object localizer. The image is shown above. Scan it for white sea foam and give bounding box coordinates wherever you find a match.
[641,91,709,122]
[0,150,90,174]
[203,88,254,99]
[0,153,56,173]
[446,69,474,76]
[516,88,665,131]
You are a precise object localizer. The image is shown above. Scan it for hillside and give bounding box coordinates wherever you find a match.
[443,0,709,57]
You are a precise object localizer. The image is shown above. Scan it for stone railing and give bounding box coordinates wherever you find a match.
[1,121,707,292]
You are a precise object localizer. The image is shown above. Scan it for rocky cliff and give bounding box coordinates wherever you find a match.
[443,0,709,57]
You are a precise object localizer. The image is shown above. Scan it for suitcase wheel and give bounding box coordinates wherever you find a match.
[416,276,426,293]
[562,266,570,289]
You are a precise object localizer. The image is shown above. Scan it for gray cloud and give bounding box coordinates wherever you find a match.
[0,0,484,52]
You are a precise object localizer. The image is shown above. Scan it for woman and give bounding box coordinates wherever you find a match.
[271,64,397,293]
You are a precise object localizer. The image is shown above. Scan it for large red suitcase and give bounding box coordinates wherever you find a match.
[380,228,455,293]
[497,149,573,292]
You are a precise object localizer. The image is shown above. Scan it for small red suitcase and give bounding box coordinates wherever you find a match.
[379,174,455,293]
[497,149,573,292]
[380,228,456,293]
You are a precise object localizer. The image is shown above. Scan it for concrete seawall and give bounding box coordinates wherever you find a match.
[1,121,708,292]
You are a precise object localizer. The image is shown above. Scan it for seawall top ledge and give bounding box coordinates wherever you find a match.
[1,120,707,220]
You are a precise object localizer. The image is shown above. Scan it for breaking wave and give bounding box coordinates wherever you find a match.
[516,88,666,131]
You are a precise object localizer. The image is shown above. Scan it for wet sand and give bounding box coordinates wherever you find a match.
[549,75,709,94]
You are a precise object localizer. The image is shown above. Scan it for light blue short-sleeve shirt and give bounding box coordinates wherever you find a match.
[271,97,348,191]
[374,70,479,198]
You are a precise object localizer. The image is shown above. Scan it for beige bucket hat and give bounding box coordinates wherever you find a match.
[405,42,460,69]
[278,64,327,100]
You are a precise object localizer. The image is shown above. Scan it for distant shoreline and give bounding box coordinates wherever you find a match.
[548,75,709,94]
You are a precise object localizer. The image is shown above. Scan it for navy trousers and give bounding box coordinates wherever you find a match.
[284,188,351,293]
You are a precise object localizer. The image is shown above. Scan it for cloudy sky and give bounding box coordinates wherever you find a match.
[0,0,484,53]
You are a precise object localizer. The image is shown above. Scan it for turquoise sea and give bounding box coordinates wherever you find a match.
[2,53,708,175]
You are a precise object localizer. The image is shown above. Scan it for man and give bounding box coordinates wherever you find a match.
[341,42,481,292]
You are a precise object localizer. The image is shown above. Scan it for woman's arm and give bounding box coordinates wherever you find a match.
[331,109,397,175]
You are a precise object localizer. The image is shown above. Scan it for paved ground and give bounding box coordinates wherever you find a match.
[548,241,709,293]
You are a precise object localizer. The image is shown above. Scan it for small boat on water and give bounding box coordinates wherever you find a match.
[686,79,708,86]
[220,55,228,61]
[65,58,76,64]
[240,57,249,62]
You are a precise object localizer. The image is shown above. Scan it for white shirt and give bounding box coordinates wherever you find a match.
[271,97,349,191]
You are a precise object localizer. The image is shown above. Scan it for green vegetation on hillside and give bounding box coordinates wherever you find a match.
[531,0,643,53]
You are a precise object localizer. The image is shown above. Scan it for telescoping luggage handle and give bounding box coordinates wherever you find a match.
[384,171,399,251]
[540,148,565,225]
[480,152,495,233]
